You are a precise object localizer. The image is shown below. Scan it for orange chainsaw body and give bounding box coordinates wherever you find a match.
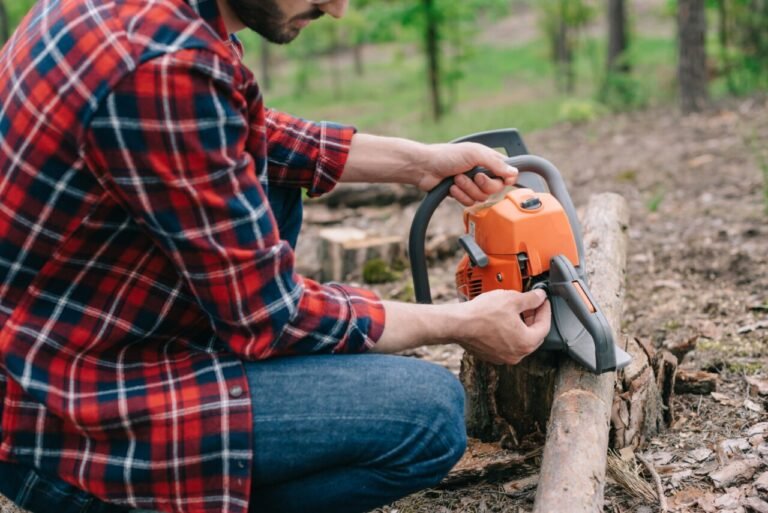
[456,187,579,301]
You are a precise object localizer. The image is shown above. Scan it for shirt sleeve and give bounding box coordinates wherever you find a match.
[264,108,356,197]
[82,49,385,359]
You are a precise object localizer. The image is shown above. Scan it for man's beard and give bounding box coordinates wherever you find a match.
[225,0,324,44]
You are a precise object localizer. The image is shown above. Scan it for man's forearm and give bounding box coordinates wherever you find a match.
[342,134,429,186]
[370,301,467,354]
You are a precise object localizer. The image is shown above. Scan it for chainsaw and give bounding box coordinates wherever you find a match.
[408,129,631,374]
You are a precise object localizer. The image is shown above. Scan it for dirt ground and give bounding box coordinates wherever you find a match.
[295,95,768,512]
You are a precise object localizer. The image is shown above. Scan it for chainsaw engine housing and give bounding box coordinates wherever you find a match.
[456,188,579,301]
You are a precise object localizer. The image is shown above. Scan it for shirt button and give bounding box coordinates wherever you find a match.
[229,385,244,398]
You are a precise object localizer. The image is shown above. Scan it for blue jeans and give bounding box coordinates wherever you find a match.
[0,186,467,513]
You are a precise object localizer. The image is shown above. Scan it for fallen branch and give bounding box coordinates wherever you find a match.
[533,193,630,513]
[637,453,668,513]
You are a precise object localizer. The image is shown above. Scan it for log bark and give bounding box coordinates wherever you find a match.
[611,338,670,450]
[675,369,718,395]
[533,193,629,513]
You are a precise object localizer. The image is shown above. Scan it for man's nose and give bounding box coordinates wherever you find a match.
[315,0,349,18]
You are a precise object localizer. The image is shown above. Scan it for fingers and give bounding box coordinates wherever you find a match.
[514,289,548,312]
[446,144,519,206]
[450,173,508,206]
[482,153,519,187]
[449,184,475,207]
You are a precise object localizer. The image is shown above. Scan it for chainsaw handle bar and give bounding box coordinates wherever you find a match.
[409,155,585,304]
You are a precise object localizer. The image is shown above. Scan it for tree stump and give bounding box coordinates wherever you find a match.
[459,193,671,512]
[317,227,403,283]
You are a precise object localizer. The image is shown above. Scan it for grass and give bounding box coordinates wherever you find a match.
[242,34,678,143]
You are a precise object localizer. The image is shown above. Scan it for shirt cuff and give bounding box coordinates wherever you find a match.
[308,121,357,198]
[325,283,386,352]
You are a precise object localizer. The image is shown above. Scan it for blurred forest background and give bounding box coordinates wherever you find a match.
[3,0,766,142]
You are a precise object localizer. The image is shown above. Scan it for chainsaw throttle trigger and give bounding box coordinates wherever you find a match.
[458,235,489,268]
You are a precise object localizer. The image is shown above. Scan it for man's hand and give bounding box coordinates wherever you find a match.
[457,289,550,365]
[416,142,519,207]
[373,289,551,366]
[343,134,518,206]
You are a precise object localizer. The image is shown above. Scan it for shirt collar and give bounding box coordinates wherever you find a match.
[186,0,230,41]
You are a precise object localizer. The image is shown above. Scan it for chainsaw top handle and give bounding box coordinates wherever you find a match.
[408,155,585,304]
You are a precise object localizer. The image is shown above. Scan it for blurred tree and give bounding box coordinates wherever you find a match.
[0,0,9,46]
[423,0,443,120]
[678,0,708,113]
[537,0,596,93]
[607,0,629,73]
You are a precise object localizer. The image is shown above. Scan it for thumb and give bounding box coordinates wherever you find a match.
[514,289,548,312]
[481,150,518,185]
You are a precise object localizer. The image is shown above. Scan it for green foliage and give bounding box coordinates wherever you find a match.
[646,185,666,213]
[362,259,400,284]
[557,99,601,124]
[714,0,768,94]
[6,0,35,29]
[599,71,649,111]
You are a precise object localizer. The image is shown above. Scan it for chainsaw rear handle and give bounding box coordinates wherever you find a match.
[409,155,585,304]
[547,254,618,373]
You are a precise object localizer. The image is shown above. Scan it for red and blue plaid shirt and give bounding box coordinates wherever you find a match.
[0,0,385,511]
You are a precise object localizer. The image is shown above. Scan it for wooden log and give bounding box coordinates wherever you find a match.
[533,192,630,512]
[675,369,718,395]
[312,183,424,209]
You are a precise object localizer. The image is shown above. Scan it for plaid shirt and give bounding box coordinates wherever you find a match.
[0,0,385,512]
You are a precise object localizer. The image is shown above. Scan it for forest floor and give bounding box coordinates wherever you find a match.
[295,94,768,513]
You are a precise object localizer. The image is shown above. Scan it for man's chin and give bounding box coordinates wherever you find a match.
[254,26,300,45]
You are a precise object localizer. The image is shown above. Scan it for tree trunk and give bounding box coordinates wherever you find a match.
[0,0,9,47]
[260,37,271,91]
[678,0,708,113]
[554,14,575,94]
[353,43,364,77]
[423,0,443,121]
[607,0,630,73]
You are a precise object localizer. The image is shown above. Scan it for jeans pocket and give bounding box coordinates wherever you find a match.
[13,467,92,513]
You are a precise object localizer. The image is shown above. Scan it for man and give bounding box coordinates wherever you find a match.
[0,0,551,512]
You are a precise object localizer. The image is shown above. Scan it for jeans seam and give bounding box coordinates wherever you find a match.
[15,470,38,507]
